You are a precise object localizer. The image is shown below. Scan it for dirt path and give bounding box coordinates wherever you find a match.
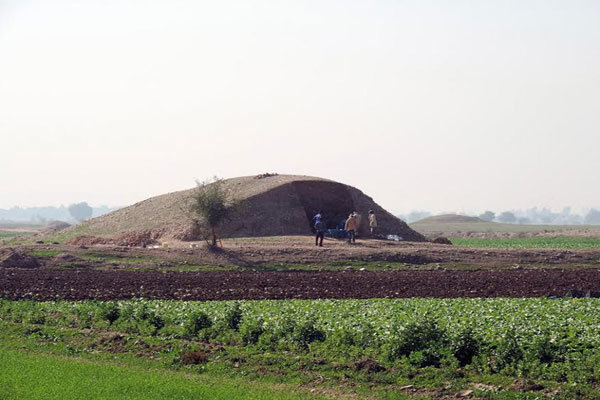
[12,237,600,268]
[2,268,600,300]
[130,239,600,267]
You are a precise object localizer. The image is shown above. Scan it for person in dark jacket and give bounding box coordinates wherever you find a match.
[311,212,322,234]
[314,215,326,246]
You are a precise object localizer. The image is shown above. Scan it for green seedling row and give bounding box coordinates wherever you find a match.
[451,236,600,249]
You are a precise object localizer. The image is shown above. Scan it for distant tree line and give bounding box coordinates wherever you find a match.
[0,204,119,224]
[398,207,600,225]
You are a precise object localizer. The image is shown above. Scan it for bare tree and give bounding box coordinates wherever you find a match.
[189,177,242,247]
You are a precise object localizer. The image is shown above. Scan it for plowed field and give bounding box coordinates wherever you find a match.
[2,268,600,300]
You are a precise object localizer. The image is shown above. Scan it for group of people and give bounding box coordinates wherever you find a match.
[312,210,377,246]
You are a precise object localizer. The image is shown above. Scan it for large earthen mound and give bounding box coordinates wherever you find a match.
[64,175,427,243]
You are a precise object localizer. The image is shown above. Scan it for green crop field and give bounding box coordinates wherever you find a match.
[0,346,327,400]
[0,230,36,239]
[410,221,592,234]
[451,236,600,249]
[2,298,600,399]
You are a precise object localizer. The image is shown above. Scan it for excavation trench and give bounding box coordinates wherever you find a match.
[292,181,356,231]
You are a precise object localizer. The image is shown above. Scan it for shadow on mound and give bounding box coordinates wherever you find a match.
[221,179,426,241]
[292,181,354,230]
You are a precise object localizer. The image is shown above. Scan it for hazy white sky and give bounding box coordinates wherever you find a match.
[1,0,599,214]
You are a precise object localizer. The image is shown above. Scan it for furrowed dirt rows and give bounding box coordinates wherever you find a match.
[2,269,600,300]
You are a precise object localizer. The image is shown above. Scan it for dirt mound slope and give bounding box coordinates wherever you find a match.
[60,175,427,243]
[68,231,162,247]
[3,268,600,300]
[0,248,40,268]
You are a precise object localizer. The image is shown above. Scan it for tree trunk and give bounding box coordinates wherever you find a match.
[211,226,217,247]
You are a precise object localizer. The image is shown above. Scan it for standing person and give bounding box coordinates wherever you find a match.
[312,211,322,225]
[311,211,322,234]
[314,215,326,247]
[353,211,362,234]
[345,213,357,244]
[368,210,377,235]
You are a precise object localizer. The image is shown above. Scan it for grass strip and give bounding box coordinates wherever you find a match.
[0,345,328,400]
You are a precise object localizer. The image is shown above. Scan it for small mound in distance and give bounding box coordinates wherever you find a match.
[44,220,71,232]
[61,174,427,245]
[414,214,484,224]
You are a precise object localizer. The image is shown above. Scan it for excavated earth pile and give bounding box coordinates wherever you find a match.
[0,248,40,269]
[63,175,427,244]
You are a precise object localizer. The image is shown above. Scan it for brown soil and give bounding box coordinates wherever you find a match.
[0,248,40,268]
[432,237,453,245]
[180,351,209,365]
[2,267,600,300]
[354,358,386,373]
[11,237,600,269]
[2,237,600,300]
[68,230,162,247]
